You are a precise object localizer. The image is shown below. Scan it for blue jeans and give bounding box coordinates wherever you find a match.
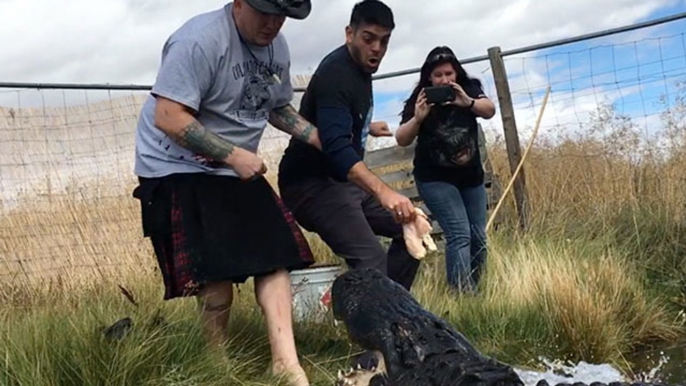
[416,180,487,292]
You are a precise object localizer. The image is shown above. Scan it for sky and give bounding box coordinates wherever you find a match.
[1,0,686,148]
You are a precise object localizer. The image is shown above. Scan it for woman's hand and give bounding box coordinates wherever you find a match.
[395,89,435,147]
[447,81,497,118]
[415,89,432,123]
[446,82,473,108]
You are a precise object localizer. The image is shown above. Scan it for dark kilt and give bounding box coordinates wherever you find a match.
[133,173,314,300]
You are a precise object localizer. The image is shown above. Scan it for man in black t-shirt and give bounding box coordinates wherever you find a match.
[278,0,420,291]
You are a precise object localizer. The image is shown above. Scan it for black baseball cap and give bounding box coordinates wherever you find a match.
[244,0,312,20]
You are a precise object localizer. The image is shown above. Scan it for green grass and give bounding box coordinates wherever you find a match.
[2,212,684,386]
[3,68,686,386]
[413,232,682,367]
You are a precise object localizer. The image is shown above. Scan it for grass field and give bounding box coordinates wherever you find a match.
[1,223,684,385]
[1,94,686,385]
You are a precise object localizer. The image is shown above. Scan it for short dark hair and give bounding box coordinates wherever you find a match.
[349,0,395,30]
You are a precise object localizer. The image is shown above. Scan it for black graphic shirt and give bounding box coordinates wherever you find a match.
[401,79,487,188]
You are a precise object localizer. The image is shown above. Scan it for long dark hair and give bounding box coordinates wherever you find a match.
[401,46,482,121]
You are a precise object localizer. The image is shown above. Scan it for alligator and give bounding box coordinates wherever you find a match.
[330,268,679,386]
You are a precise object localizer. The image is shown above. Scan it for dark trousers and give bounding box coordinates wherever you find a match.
[279,178,420,290]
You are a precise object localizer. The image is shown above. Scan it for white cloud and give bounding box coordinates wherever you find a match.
[0,0,681,108]
[0,0,679,86]
[0,0,228,84]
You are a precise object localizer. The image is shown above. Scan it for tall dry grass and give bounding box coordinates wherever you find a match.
[1,223,682,385]
[484,93,686,299]
[487,94,686,233]
[410,234,682,365]
[1,84,685,384]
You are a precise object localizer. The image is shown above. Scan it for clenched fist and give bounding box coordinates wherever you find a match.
[226,147,267,181]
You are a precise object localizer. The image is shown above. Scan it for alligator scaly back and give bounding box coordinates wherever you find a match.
[330,268,683,386]
[331,268,524,386]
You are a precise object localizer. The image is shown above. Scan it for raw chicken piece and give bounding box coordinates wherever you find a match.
[403,208,438,259]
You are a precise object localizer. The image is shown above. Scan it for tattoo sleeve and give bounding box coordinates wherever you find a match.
[169,119,236,163]
[269,104,316,144]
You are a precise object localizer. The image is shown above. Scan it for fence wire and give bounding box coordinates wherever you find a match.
[2,17,686,283]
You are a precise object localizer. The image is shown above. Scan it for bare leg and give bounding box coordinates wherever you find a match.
[255,269,309,386]
[197,281,233,353]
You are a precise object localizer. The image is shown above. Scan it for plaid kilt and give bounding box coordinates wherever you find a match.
[133,173,314,300]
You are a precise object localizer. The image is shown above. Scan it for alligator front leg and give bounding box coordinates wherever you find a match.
[375,329,407,383]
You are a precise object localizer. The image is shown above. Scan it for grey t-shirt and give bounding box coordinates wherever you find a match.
[134,2,293,178]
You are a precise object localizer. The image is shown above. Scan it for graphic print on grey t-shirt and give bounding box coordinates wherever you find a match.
[240,73,271,111]
[231,56,284,116]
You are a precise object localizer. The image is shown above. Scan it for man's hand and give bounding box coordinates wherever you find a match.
[369,121,393,137]
[347,161,416,224]
[226,147,267,181]
[377,188,416,224]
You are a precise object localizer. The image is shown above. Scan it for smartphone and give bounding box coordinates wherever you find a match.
[424,85,456,105]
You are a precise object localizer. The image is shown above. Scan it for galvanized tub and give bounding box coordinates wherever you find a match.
[290,264,345,323]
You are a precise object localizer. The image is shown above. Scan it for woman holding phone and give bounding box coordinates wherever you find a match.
[395,46,496,293]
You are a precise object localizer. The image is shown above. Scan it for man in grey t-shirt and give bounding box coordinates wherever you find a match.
[132,1,318,385]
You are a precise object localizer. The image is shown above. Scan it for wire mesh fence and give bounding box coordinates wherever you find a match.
[1,16,686,284]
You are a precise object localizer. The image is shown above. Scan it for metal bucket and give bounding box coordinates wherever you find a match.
[290,264,344,323]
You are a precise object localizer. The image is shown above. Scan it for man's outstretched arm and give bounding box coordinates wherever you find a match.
[317,106,415,224]
[347,161,416,224]
[269,104,322,151]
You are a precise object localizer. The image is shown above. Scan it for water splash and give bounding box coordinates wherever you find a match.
[514,355,678,386]
[631,352,674,384]
[514,357,626,386]
[638,352,669,383]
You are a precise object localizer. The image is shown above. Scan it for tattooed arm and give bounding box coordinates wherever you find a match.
[153,96,267,180]
[269,104,322,151]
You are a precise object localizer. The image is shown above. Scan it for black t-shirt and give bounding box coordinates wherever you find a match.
[400,79,487,188]
[278,45,373,187]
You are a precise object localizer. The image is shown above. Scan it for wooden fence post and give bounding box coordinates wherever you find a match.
[487,46,530,230]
